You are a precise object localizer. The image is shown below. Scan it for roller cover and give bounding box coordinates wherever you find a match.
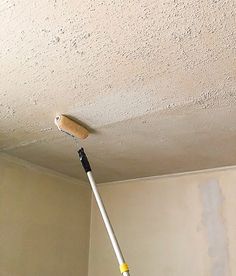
[55,115,89,139]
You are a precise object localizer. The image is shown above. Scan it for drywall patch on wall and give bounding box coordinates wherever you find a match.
[199,180,230,276]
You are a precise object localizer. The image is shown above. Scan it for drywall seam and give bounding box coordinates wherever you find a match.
[0,152,88,187]
[99,164,236,186]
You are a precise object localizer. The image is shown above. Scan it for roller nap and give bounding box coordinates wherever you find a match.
[54,115,89,139]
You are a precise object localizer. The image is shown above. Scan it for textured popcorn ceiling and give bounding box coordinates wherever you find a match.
[0,0,236,183]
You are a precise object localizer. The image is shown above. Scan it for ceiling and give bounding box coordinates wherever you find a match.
[0,0,236,183]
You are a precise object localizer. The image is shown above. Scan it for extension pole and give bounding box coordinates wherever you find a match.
[78,148,130,276]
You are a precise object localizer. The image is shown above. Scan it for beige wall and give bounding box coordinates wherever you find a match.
[1,153,236,276]
[89,167,236,276]
[0,154,91,276]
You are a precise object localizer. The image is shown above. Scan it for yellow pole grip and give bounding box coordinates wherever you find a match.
[120,263,129,273]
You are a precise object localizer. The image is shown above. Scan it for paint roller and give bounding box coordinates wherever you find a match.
[55,114,130,276]
[54,115,89,139]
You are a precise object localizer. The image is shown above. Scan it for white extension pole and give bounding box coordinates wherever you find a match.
[87,171,130,276]
[78,147,130,275]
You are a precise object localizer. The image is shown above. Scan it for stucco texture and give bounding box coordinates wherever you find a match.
[0,0,236,182]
